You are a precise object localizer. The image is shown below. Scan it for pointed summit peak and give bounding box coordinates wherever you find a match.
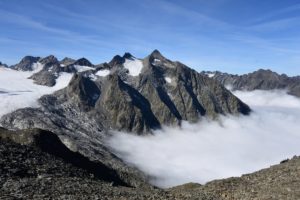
[39,55,58,65]
[149,49,165,60]
[74,58,93,66]
[123,52,134,59]
[109,55,125,66]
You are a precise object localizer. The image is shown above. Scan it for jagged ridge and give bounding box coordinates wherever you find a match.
[202,69,300,97]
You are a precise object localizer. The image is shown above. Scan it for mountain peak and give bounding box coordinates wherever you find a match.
[73,58,93,66]
[39,55,58,65]
[123,52,134,59]
[60,57,75,66]
[149,49,165,60]
[12,56,41,71]
[109,55,125,66]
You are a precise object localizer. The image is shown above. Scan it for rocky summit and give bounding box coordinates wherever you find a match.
[202,69,300,97]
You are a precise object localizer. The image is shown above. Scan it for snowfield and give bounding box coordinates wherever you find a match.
[0,67,73,118]
[123,58,143,76]
[96,69,110,77]
[74,65,95,72]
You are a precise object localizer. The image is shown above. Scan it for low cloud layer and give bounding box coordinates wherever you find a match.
[107,90,300,188]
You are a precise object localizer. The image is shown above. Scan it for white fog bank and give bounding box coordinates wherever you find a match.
[107,90,300,188]
[0,68,72,118]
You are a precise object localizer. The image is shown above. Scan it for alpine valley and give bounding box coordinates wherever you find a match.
[1,50,300,199]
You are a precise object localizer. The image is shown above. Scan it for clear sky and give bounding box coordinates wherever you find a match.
[0,0,300,75]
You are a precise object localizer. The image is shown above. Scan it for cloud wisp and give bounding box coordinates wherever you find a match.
[107,90,300,188]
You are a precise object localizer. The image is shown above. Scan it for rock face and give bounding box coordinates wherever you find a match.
[1,50,250,134]
[202,69,300,97]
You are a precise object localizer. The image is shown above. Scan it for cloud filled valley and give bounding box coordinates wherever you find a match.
[107,90,300,188]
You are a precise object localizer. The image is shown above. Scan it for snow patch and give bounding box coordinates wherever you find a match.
[96,69,110,77]
[165,77,172,84]
[89,74,98,81]
[152,58,161,66]
[123,58,143,76]
[74,65,94,72]
[207,73,215,78]
[32,62,44,72]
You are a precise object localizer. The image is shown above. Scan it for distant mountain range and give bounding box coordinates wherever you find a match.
[201,69,300,97]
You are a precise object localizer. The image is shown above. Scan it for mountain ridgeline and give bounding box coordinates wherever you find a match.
[0,50,250,134]
[201,69,300,97]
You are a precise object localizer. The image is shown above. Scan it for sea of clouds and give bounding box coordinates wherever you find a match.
[107,90,300,188]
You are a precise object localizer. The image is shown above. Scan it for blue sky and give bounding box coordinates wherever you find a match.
[0,0,300,75]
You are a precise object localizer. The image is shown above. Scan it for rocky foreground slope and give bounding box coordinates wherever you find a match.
[201,69,300,97]
[1,128,300,200]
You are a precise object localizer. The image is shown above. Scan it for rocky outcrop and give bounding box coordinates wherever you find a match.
[202,69,300,97]
[30,70,57,86]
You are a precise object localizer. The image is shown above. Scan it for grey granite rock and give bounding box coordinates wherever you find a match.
[29,70,57,86]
